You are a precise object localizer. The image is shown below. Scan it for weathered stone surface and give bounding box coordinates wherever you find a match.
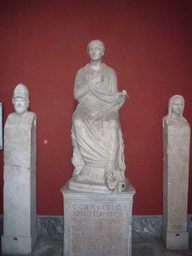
[69,176,128,194]
[3,165,37,237]
[61,181,135,256]
[1,84,37,255]
[162,95,190,249]
[4,111,36,168]
[71,40,128,192]
[62,41,135,255]
[2,230,37,255]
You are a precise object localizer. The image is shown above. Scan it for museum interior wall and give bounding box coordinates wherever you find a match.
[0,0,192,217]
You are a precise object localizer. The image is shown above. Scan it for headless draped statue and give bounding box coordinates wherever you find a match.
[70,40,128,192]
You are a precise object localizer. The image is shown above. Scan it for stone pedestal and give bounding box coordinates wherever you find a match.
[61,180,135,256]
[1,112,37,255]
[162,110,190,250]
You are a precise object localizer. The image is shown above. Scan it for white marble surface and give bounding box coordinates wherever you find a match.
[61,182,135,256]
[4,110,36,168]
[1,84,37,255]
[163,95,190,249]
[3,165,36,237]
[70,40,128,192]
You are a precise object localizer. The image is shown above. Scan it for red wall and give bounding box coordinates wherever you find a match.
[0,0,192,216]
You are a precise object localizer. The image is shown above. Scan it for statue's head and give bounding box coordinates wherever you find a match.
[12,83,29,116]
[87,40,105,60]
[168,95,184,119]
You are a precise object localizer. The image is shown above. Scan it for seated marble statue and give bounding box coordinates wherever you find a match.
[71,40,128,190]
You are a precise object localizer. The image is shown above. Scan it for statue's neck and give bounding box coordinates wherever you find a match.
[89,60,102,71]
[170,112,182,120]
[15,111,29,118]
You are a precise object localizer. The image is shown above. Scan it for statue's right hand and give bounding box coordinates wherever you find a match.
[91,75,103,85]
[74,82,90,100]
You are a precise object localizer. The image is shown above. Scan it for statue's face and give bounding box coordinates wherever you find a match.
[13,97,29,115]
[171,97,184,115]
[88,42,104,61]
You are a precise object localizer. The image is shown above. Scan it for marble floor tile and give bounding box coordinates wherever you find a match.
[132,241,192,256]
[132,246,155,256]
[1,240,192,256]
[32,241,63,256]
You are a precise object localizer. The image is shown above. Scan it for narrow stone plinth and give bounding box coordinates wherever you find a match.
[163,231,189,250]
[162,95,190,250]
[1,111,37,255]
[61,181,135,256]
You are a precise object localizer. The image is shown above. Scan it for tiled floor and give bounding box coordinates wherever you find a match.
[31,241,192,256]
[132,241,192,256]
[1,240,192,256]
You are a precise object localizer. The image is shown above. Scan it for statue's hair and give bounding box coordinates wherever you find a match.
[87,40,105,54]
[163,95,185,125]
[168,95,184,118]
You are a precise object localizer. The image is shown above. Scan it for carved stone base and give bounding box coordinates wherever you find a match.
[163,230,189,250]
[1,165,37,255]
[1,228,37,255]
[69,176,109,193]
[61,181,135,256]
[69,176,128,194]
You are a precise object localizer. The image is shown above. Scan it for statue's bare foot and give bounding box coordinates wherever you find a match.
[106,174,118,190]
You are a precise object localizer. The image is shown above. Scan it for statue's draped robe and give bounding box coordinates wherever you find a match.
[72,63,125,183]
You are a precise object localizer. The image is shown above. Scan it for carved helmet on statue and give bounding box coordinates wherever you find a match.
[13,83,29,100]
[12,83,30,115]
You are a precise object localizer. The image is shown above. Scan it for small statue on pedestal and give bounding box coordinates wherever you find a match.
[69,40,128,192]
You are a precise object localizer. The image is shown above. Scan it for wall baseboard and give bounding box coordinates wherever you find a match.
[0,214,192,242]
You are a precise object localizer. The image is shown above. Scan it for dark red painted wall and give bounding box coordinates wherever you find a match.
[0,0,192,216]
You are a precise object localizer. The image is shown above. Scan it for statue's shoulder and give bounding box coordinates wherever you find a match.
[8,111,36,118]
[163,115,190,131]
[10,112,36,121]
[76,64,88,75]
[8,112,16,118]
[27,111,36,118]
[5,111,36,128]
[102,63,117,77]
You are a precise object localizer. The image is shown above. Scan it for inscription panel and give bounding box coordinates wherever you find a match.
[61,183,135,256]
[71,201,129,256]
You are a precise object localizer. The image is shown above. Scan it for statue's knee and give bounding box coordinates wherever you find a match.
[109,119,118,129]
